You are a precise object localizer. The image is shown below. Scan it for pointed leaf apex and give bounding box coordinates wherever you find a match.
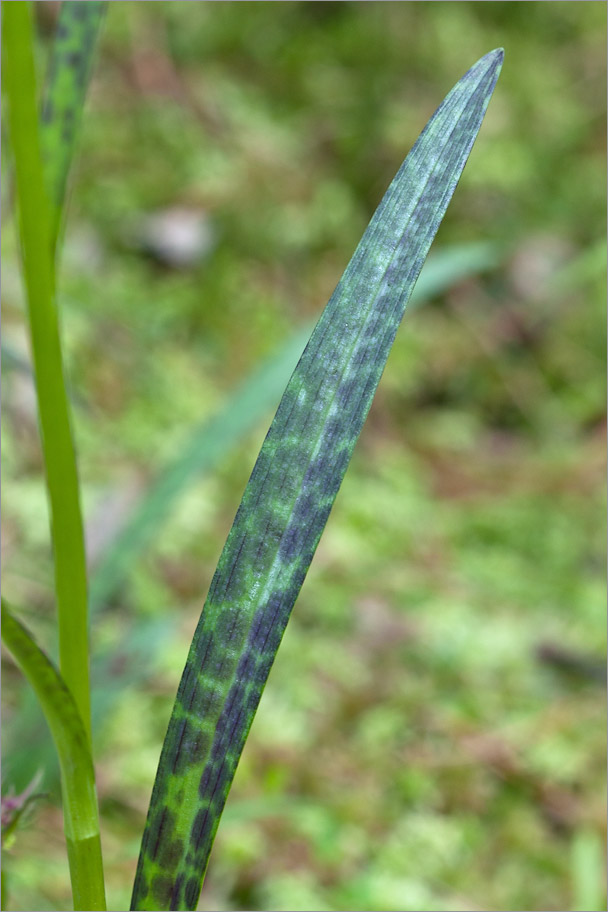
[482,47,504,72]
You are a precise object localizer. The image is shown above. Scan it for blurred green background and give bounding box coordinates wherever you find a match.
[1,2,606,910]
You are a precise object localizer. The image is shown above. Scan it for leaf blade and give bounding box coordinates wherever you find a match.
[2,240,500,797]
[88,240,498,614]
[131,49,503,911]
[40,0,106,250]
[1,600,106,911]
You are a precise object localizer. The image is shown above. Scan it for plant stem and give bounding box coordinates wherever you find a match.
[2,601,106,911]
[3,1,92,742]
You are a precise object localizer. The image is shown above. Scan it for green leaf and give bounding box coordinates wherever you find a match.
[89,324,313,613]
[2,240,500,805]
[40,0,106,251]
[2,237,499,645]
[130,47,503,910]
[88,241,499,614]
[1,601,106,911]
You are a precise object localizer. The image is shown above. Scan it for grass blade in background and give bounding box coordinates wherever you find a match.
[131,49,503,910]
[570,829,606,912]
[40,0,106,251]
[0,601,106,911]
[3,0,92,742]
[414,241,499,294]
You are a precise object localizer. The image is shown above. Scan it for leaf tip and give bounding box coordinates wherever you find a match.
[467,48,504,94]
[484,47,505,73]
[461,48,504,96]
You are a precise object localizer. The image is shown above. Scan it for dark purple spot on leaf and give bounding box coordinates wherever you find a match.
[157,836,183,869]
[150,873,173,905]
[147,806,175,861]
[41,102,54,124]
[279,523,302,563]
[185,875,201,908]
[190,807,213,851]
[66,51,82,69]
[169,873,186,908]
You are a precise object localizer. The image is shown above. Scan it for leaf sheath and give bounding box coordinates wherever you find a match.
[1,601,106,911]
[131,49,503,911]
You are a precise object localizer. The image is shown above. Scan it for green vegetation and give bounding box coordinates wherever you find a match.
[1,3,605,912]
[131,50,502,911]
[1,600,105,911]
[2,0,93,744]
[3,2,106,906]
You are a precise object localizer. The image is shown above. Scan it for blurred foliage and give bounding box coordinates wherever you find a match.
[1,2,605,911]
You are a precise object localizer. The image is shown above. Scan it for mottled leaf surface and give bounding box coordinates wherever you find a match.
[4,243,499,795]
[131,49,503,911]
[40,0,106,246]
[90,241,497,613]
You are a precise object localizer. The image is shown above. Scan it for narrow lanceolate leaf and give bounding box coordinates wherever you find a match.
[0,601,106,911]
[89,241,498,614]
[4,243,500,799]
[86,241,496,615]
[131,49,503,911]
[40,0,106,249]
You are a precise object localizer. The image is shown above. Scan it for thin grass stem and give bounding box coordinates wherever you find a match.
[3,0,92,743]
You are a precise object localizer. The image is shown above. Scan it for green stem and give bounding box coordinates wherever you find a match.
[1,864,8,911]
[3,1,91,742]
[1,601,106,911]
